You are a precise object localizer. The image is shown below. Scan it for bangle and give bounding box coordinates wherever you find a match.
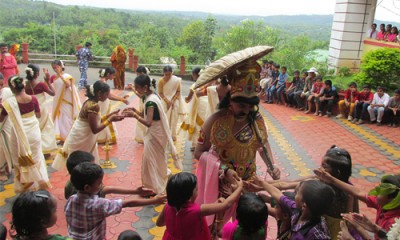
[215,219,223,223]
[103,120,111,126]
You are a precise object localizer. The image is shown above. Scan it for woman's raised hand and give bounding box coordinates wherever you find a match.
[43,68,50,83]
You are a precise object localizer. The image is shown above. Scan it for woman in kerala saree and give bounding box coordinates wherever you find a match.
[24,64,58,154]
[51,60,81,142]
[52,80,124,170]
[0,76,50,192]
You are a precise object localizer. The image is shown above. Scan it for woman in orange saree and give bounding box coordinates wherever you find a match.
[110,46,127,90]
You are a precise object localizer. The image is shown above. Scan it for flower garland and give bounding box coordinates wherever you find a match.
[89,85,94,96]
[387,218,400,240]
[25,67,34,77]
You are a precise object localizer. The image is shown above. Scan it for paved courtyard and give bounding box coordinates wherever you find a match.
[0,65,399,239]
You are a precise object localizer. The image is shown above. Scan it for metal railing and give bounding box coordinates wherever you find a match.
[28,52,206,74]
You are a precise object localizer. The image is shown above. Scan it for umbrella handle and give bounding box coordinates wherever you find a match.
[249,114,277,180]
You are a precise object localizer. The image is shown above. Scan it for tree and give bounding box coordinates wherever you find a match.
[214,20,280,58]
[354,48,400,91]
[178,17,218,64]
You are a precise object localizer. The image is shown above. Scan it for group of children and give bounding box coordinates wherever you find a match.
[336,83,400,127]
[2,146,400,240]
[260,60,400,126]
[367,23,400,43]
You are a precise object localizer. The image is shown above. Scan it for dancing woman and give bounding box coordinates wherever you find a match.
[96,67,129,144]
[51,60,81,142]
[0,74,13,181]
[24,64,58,154]
[52,80,124,170]
[0,76,50,192]
[123,74,182,194]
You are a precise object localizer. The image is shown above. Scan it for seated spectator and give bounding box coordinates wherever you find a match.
[293,71,309,110]
[275,66,289,104]
[305,75,323,115]
[315,171,400,239]
[337,82,359,121]
[386,26,399,42]
[377,23,386,40]
[64,151,155,199]
[385,89,400,127]
[221,193,268,240]
[366,23,378,39]
[367,86,390,126]
[65,162,166,240]
[118,230,143,240]
[286,70,305,108]
[259,60,272,94]
[10,190,71,240]
[265,64,280,103]
[352,84,374,125]
[317,79,338,117]
[299,67,317,111]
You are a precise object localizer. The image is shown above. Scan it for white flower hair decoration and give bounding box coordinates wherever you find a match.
[90,85,94,96]
[100,69,106,78]
[60,60,65,68]
[9,76,19,88]
[25,67,34,77]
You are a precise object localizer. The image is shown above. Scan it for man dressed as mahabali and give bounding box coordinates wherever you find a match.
[194,46,280,230]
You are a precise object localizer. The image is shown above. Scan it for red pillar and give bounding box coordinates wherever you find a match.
[133,55,139,73]
[21,43,29,64]
[128,48,135,70]
[180,56,185,75]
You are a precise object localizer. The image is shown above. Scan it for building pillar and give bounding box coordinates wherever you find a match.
[128,48,135,70]
[180,56,186,75]
[328,0,377,73]
[133,55,139,73]
[21,43,29,64]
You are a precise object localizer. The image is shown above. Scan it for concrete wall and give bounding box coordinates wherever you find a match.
[328,0,377,73]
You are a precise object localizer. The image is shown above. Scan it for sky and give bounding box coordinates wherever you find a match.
[45,0,400,22]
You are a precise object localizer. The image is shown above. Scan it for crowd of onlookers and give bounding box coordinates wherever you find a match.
[367,22,400,43]
[259,60,400,127]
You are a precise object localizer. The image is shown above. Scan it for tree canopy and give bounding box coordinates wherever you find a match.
[0,0,331,71]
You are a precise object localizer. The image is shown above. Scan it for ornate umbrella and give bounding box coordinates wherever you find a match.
[194,45,274,89]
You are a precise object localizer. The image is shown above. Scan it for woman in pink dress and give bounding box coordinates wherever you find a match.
[156,172,243,240]
[386,26,399,42]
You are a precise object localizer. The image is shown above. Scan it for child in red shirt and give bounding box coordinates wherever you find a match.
[337,82,359,121]
[315,171,400,239]
[352,84,374,125]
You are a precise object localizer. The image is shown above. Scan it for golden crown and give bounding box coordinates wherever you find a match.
[229,59,261,99]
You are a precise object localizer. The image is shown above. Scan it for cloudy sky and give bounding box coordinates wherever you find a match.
[45,0,399,22]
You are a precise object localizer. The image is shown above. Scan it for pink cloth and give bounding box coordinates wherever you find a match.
[222,220,239,240]
[162,203,211,240]
[387,33,397,42]
[377,32,385,40]
[0,54,17,84]
[222,220,268,240]
[195,150,220,225]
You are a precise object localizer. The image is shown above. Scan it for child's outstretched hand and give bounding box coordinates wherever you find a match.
[341,212,378,233]
[153,194,167,204]
[337,221,355,240]
[252,175,265,188]
[313,167,334,184]
[234,177,243,189]
[135,186,156,197]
